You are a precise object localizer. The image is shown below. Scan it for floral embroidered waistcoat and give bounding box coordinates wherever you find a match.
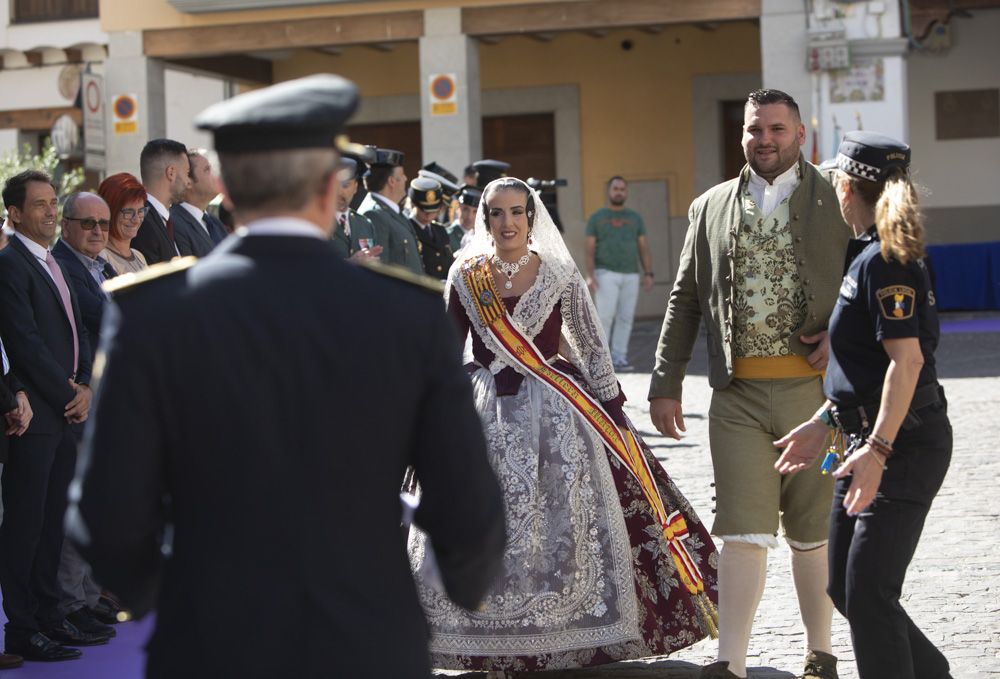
[732,190,808,358]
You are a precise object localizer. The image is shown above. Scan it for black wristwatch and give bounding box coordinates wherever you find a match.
[643,272,654,278]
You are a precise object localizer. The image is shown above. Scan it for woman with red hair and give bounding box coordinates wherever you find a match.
[98,172,149,274]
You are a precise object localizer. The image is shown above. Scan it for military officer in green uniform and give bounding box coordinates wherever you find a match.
[357,148,422,274]
[447,184,482,255]
[407,177,454,280]
[331,157,381,261]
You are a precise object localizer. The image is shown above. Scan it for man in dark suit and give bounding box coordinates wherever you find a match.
[68,74,505,679]
[131,139,190,265]
[0,170,98,662]
[171,149,224,257]
[51,193,117,357]
[0,337,29,670]
[49,192,117,642]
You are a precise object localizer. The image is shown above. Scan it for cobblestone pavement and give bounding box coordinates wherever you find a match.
[438,314,1000,679]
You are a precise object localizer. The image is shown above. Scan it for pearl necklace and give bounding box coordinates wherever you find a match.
[492,253,531,290]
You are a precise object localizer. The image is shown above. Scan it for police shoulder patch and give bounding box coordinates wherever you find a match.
[876,285,916,320]
[102,257,198,297]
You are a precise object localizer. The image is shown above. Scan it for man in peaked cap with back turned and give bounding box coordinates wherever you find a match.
[66,74,506,679]
[472,159,510,189]
[358,147,423,275]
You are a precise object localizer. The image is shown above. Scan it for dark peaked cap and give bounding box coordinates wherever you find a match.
[367,147,405,167]
[473,159,510,188]
[836,131,911,182]
[195,74,363,154]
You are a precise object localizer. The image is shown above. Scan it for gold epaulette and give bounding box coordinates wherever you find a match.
[102,256,198,296]
[357,259,445,295]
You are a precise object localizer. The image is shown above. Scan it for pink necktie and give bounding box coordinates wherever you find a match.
[339,214,350,238]
[44,251,79,376]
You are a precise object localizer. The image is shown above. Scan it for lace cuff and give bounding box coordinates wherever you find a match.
[559,272,621,403]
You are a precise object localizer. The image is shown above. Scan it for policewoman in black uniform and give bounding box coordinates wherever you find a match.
[774,132,952,679]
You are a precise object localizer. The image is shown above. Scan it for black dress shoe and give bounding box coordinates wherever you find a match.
[5,633,81,661]
[0,652,23,668]
[67,608,116,638]
[43,619,111,646]
[93,593,131,624]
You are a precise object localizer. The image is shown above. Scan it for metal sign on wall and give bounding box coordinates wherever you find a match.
[112,93,138,135]
[429,73,457,116]
[82,72,106,171]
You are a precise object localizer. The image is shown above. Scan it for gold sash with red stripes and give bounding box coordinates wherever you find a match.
[461,255,718,636]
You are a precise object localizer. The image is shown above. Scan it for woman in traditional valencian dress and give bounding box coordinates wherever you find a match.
[409,178,719,674]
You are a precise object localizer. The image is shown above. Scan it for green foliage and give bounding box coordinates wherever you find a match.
[0,141,86,215]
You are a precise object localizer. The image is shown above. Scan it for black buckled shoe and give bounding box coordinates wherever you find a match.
[700,661,743,678]
[43,619,112,647]
[802,650,839,679]
[67,608,116,638]
[5,633,81,661]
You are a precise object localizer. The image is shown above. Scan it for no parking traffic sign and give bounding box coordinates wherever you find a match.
[429,73,457,116]
[113,94,138,135]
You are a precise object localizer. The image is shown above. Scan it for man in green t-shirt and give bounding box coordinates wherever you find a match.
[584,176,653,370]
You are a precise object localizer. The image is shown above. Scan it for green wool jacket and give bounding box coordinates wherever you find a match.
[357,192,424,276]
[648,157,852,401]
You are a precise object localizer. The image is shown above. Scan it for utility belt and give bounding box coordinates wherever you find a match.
[830,382,944,435]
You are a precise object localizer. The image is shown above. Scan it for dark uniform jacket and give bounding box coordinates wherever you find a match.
[169,204,216,258]
[68,228,506,679]
[649,157,851,401]
[51,239,116,363]
[131,200,178,265]
[410,216,454,280]
[358,192,423,275]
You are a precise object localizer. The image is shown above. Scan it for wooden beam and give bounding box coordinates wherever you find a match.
[0,107,81,131]
[165,55,273,85]
[463,0,759,36]
[144,11,423,59]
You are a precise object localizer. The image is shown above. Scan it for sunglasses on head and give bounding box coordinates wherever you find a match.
[65,216,111,231]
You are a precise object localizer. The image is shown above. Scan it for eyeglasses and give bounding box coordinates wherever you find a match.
[119,207,147,220]
[64,216,111,231]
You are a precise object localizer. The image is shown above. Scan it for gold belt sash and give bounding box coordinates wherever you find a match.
[732,355,823,380]
[461,256,718,636]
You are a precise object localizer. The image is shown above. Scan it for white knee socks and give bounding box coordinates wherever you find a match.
[790,543,834,654]
[717,541,768,678]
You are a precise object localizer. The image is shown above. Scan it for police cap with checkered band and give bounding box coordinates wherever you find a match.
[836,131,911,182]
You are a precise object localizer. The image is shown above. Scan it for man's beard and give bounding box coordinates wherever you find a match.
[609,197,625,206]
